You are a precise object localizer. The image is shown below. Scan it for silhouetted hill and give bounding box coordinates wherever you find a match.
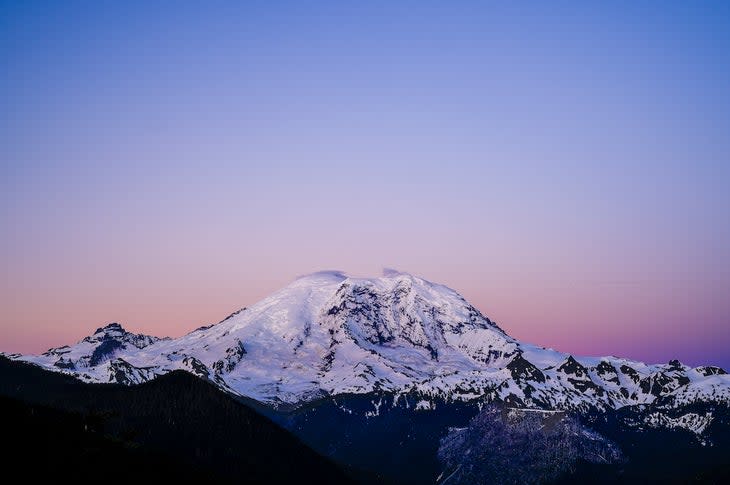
[0,356,352,483]
[1,394,215,481]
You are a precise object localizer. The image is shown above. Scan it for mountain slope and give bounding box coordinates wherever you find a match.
[0,356,352,483]
[8,270,730,414]
[1,395,215,482]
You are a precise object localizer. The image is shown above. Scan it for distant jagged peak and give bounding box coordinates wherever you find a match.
[558,355,589,377]
[696,365,727,376]
[82,322,165,350]
[666,359,687,371]
[94,322,125,334]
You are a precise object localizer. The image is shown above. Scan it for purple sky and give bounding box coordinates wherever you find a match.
[1,2,729,369]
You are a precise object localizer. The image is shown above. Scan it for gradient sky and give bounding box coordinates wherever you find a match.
[2,1,729,369]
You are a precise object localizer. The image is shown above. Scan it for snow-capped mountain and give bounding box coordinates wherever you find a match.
[9,270,730,413]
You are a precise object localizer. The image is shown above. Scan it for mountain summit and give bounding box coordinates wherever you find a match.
[10,271,730,414]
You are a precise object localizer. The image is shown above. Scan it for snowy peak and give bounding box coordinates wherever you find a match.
[38,322,164,372]
[323,272,504,361]
[81,322,162,351]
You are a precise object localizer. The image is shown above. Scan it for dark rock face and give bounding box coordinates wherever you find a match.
[217,307,246,324]
[697,366,728,376]
[108,359,144,385]
[437,404,623,485]
[89,338,123,366]
[640,372,688,397]
[555,356,605,397]
[568,378,605,396]
[558,356,588,377]
[53,358,75,369]
[85,323,162,350]
[595,361,620,385]
[507,353,546,383]
[183,356,211,379]
[620,364,641,383]
[213,340,247,374]
[668,359,684,370]
[327,278,505,365]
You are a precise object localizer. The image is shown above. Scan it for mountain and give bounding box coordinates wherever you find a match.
[10,270,729,414]
[0,356,352,483]
[4,270,730,483]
